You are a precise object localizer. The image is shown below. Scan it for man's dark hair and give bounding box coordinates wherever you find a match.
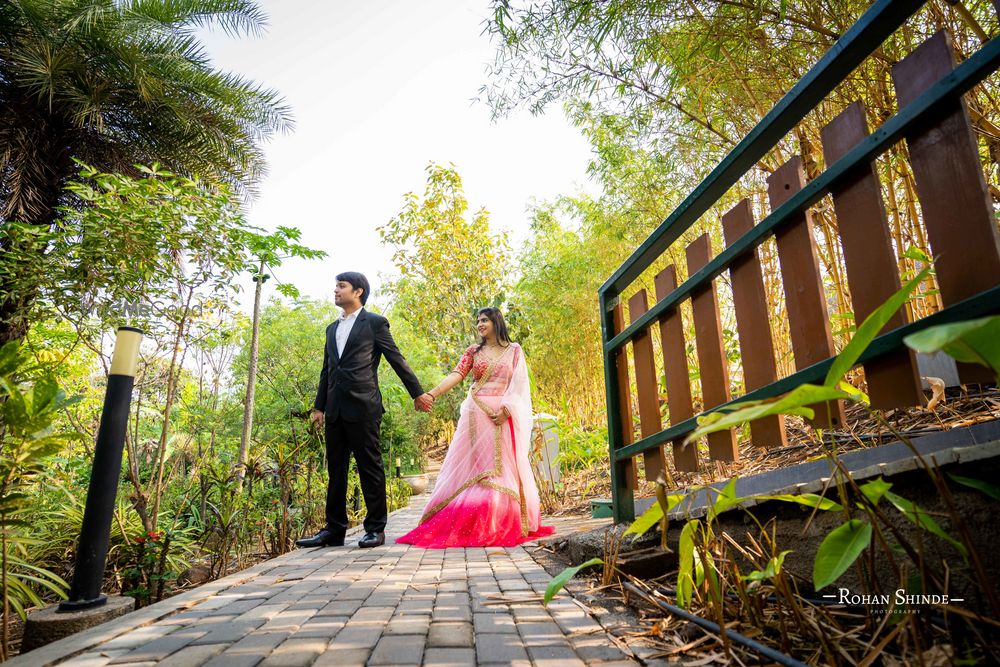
[336,272,370,305]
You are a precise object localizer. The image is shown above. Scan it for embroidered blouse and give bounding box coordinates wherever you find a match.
[453,344,520,396]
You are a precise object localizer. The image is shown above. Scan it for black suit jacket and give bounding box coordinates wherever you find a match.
[313,309,424,422]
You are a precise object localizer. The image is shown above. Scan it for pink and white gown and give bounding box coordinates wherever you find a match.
[396,343,555,548]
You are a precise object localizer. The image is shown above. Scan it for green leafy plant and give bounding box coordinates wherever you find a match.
[0,341,81,658]
[948,474,1000,501]
[787,476,969,589]
[0,0,291,346]
[624,486,684,541]
[673,478,741,609]
[378,163,512,367]
[234,227,327,491]
[122,529,190,607]
[741,550,791,583]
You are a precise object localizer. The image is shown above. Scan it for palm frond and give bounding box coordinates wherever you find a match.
[122,0,268,38]
[0,0,291,218]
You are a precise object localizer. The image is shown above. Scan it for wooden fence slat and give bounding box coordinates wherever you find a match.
[686,234,739,462]
[893,30,1000,384]
[612,303,638,489]
[654,266,700,472]
[628,290,667,481]
[821,102,924,409]
[721,200,788,448]
[767,157,847,430]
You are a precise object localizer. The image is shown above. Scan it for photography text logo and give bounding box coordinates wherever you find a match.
[825,588,963,614]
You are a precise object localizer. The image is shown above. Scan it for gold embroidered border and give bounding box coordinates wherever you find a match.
[481,479,519,501]
[469,346,507,473]
[420,470,492,523]
[517,475,529,536]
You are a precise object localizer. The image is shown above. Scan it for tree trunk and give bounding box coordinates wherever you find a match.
[236,262,266,491]
[149,295,193,530]
[124,432,152,532]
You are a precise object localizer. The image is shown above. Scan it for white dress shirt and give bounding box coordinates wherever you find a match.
[336,309,361,357]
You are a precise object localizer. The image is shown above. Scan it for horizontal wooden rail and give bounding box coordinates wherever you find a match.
[612,286,1000,463]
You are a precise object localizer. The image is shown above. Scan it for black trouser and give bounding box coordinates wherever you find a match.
[325,416,387,535]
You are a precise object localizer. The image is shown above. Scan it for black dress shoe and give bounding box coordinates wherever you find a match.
[295,529,345,548]
[358,531,385,548]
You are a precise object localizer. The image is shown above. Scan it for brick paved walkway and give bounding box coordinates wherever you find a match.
[14,492,640,667]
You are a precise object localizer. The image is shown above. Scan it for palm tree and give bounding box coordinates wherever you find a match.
[0,0,292,344]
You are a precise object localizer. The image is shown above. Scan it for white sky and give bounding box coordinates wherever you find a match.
[197,0,597,313]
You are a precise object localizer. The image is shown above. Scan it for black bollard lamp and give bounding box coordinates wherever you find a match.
[59,327,143,612]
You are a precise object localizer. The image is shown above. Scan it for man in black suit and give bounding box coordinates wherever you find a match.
[297,272,434,549]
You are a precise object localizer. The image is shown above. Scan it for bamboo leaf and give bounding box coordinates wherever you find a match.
[813,519,872,590]
[824,266,931,387]
[757,493,843,512]
[838,380,869,406]
[883,491,967,559]
[710,477,744,516]
[903,316,1000,381]
[948,474,1000,501]
[685,383,847,444]
[676,519,700,608]
[901,245,932,263]
[543,557,603,605]
[625,492,683,538]
[859,478,892,506]
[742,550,792,582]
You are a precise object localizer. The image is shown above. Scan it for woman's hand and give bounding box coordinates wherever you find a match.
[490,407,510,426]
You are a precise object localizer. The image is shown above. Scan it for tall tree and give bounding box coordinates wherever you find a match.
[235,227,326,491]
[0,0,292,344]
[483,1,1000,242]
[379,163,511,367]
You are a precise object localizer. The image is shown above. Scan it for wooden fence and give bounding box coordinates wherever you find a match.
[600,0,1000,523]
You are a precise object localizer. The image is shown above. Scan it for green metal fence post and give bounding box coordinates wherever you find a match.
[600,291,634,524]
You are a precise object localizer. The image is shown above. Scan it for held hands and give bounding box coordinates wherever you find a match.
[414,393,435,412]
[309,409,325,428]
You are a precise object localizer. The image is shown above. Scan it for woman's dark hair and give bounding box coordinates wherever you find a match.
[475,307,512,350]
[336,271,370,305]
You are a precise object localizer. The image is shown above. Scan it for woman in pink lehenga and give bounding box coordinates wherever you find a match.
[396,308,555,548]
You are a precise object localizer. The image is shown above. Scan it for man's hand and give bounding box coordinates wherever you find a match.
[414,393,434,412]
[309,409,325,428]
